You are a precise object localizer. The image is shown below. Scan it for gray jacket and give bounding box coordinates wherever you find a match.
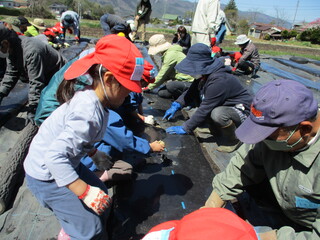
[0,35,66,108]
[212,136,320,239]
[239,41,260,67]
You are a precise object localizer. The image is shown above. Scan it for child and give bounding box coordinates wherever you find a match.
[23,35,145,239]
[115,60,156,128]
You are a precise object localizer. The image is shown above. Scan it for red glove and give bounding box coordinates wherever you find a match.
[232,67,237,72]
[210,37,217,47]
[142,86,149,92]
[212,46,221,54]
[78,185,112,215]
[74,36,79,42]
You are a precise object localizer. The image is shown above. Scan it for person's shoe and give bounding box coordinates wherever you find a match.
[216,121,242,153]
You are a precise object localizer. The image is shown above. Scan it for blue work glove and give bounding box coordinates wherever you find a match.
[163,102,181,120]
[166,126,187,135]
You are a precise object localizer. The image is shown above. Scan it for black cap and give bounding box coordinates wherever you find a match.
[18,16,31,26]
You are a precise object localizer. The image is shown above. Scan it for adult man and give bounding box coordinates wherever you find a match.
[164,43,252,153]
[0,24,66,123]
[60,10,80,42]
[24,18,46,37]
[100,13,131,39]
[146,34,193,99]
[232,34,260,77]
[205,79,320,239]
[4,16,31,35]
[132,0,152,42]
[191,0,224,46]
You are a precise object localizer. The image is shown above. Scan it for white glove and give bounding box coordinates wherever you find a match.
[224,58,232,66]
[78,185,112,215]
[144,115,155,125]
[89,149,114,170]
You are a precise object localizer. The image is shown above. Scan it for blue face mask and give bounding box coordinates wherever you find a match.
[263,125,303,151]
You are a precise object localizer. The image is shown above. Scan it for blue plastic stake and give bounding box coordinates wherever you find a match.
[171,170,175,175]
[181,202,186,209]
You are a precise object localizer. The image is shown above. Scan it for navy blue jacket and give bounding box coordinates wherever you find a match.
[176,62,252,133]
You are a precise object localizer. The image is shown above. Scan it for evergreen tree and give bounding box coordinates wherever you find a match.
[224,0,238,32]
[224,0,238,11]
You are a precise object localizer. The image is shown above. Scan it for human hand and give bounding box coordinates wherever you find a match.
[204,191,226,208]
[25,111,36,126]
[89,149,114,170]
[135,15,140,21]
[150,140,165,152]
[166,126,187,135]
[144,115,155,125]
[78,185,111,215]
[258,230,277,240]
[163,102,181,120]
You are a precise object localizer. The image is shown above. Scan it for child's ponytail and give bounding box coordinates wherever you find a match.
[56,79,76,104]
[56,64,108,104]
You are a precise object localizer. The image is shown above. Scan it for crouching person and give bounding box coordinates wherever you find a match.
[23,35,145,239]
[205,79,320,240]
[164,43,252,153]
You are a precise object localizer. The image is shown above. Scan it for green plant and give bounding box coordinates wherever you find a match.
[264,34,271,40]
[0,7,23,16]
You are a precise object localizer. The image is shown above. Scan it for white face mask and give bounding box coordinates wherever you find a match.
[0,50,9,58]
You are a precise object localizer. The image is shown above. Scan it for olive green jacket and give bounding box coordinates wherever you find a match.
[148,45,193,90]
[213,137,320,239]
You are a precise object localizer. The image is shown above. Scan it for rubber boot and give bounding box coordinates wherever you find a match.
[216,121,242,153]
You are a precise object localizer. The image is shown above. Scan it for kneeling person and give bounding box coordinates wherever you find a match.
[163,43,252,153]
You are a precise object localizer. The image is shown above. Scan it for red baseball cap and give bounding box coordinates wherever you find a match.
[142,208,258,240]
[64,35,144,93]
[142,60,156,83]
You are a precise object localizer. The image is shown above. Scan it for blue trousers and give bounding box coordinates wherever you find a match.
[26,163,110,240]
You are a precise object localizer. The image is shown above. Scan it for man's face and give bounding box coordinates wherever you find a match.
[266,125,306,152]
[19,24,28,33]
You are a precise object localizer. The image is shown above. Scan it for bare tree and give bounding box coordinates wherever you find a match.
[248,8,261,23]
[274,6,289,27]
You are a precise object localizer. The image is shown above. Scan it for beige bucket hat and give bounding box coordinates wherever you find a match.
[148,34,172,55]
[234,34,250,45]
[31,18,46,29]
[4,17,21,33]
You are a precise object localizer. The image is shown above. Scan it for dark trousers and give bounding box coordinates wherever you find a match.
[157,81,192,99]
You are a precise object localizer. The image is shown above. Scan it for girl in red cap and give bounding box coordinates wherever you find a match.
[23,35,144,239]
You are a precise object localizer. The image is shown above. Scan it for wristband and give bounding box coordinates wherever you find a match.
[78,184,90,199]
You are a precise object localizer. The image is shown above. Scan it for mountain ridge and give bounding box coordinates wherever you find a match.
[91,0,292,28]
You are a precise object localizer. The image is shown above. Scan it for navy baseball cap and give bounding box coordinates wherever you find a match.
[236,79,318,144]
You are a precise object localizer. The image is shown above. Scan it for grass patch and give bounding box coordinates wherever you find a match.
[222,46,320,61]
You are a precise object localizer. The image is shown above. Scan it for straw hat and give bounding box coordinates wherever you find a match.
[31,18,46,30]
